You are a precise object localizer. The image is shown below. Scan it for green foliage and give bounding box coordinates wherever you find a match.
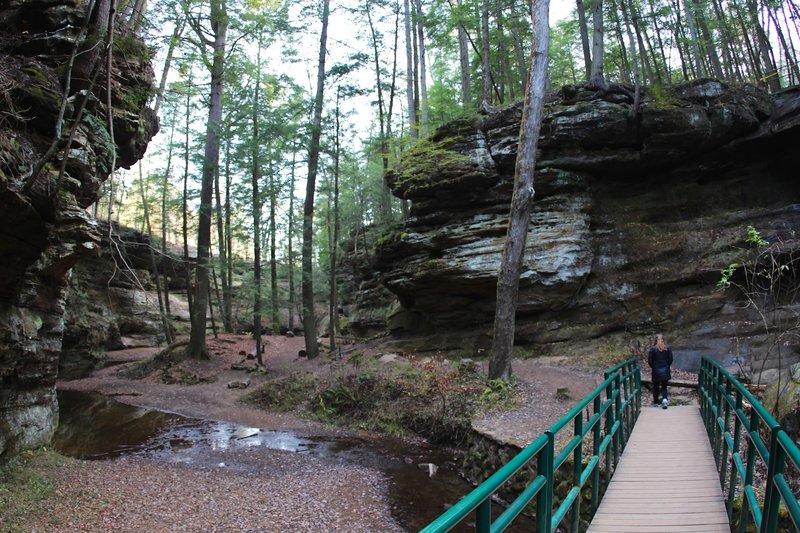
[549,18,580,88]
[479,377,518,410]
[373,224,409,252]
[746,225,769,247]
[240,373,318,411]
[718,226,768,289]
[0,448,60,530]
[717,262,739,289]
[236,354,512,445]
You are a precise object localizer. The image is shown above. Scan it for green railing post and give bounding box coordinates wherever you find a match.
[634,365,642,420]
[591,395,601,514]
[537,432,554,533]
[605,378,615,481]
[571,414,583,533]
[719,377,732,486]
[476,499,491,533]
[762,426,785,533]
[738,407,759,533]
[726,389,743,520]
[614,371,623,459]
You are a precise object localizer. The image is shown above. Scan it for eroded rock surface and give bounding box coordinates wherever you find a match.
[61,222,191,379]
[371,81,800,372]
[0,2,157,458]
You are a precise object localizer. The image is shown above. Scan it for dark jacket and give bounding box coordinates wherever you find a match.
[648,346,673,381]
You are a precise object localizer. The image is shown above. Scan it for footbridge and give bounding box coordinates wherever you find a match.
[421,358,800,533]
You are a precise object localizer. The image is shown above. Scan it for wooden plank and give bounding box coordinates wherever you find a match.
[589,525,730,532]
[588,406,729,533]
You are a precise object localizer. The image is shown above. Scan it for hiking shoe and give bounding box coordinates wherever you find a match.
[662,398,669,409]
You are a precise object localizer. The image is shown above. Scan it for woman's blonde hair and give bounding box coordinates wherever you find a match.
[655,334,667,351]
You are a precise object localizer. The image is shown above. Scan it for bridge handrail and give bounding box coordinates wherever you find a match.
[700,357,800,533]
[421,357,642,533]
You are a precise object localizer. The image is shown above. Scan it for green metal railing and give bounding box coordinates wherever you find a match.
[421,358,642,533]
[700,357,800,533]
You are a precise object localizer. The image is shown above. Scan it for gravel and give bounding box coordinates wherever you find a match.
[18,451,405,532]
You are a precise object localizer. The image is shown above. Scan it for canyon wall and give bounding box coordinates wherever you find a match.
[0,1,156,458]
[366,81,800,376]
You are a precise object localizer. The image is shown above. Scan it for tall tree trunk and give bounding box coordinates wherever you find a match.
[747,0,781,91]
[489,0,550,381]
[480,0,492,110]
[224,132,233,331]
[153,15,185,139]
[329,89,343,352]
[493,0,508,102]
[73,0,111,91]
[366,2,393,223]
[302,0,331,360]
[268,147,279,334]
[620,0,641,117]
[576,0,592,80]
[647,0,670,83]
[288,148,297,332]
[682,0,706,77]
[160,107,177,320]
[590,0,606,87]
[414,0,429,133]
[127,0,148,34]
[251,32,264,365]
[711,0,738,79]
[386,3,400,220]
[693,0,724,78]
[215,124,231,332]
[188,0,227,360]
[457,0,471,105]
[138,162,173,344]
[731,0,764,82]
[404,0,419,135]
[670,0,692,80]
[608,0,631,81]
[776,6,800,84]
[509,1,527,94]
[181,77,194,323]
[629,0,654,83]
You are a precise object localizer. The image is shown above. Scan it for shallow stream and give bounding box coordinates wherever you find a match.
[54,390,533,531]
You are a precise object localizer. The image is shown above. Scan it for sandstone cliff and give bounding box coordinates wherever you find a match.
[0,2,157,458]
[61,221,191,380]
[370,81,800,375]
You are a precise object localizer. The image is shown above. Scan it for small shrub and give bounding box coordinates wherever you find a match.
[240,373,319,412]
[479,377,519,411]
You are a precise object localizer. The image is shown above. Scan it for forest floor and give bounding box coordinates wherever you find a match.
[4,334,700,532]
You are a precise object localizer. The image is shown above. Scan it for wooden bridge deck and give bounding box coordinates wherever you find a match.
[588,405,729,532]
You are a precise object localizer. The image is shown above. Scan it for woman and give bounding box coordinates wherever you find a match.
[648,334,673,409]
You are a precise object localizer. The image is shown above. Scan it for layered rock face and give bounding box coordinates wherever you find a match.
[62,222,191,379]
[0,2,156,458]
[375,81,800,372]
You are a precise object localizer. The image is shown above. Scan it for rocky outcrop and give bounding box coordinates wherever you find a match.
[0,2,157,458]
[337,226,400,338]
[61,222,191,379]
[373,81,800,374]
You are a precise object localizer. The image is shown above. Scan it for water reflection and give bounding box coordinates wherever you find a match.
[54,390,534,532]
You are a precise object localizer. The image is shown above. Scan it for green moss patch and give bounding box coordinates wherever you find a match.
[0,449,62,531]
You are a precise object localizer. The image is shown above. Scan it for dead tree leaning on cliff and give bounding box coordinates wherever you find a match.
[488,0,550,381]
